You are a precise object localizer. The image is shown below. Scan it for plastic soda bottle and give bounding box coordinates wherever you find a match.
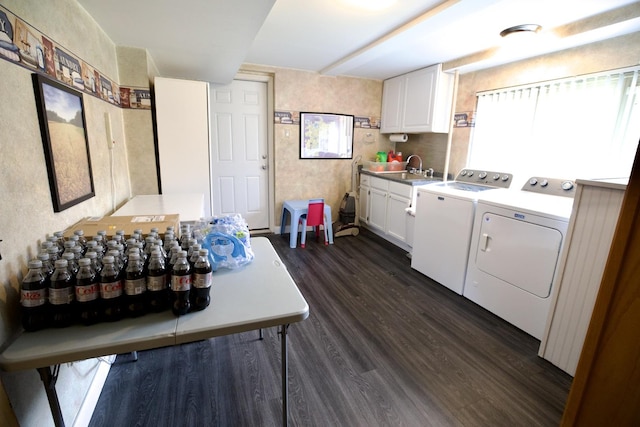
[20,260,48,331]
[147,249,169,312]
[100,255,124,322]
[170,250,191,315]
[75,257,101,325]
[192,249,213,311]
[124,253,147,317]
[49,259,74,327]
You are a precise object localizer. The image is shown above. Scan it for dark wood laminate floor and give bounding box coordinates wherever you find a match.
[89,229,572,427]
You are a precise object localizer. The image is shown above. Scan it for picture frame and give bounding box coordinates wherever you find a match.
[300,112,354,159]
[33,73,95,212]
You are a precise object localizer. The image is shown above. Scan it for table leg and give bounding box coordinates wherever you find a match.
[289,213,300,249]
[37,366,65,427]
[280,324,290,427]
[280,208,289,236]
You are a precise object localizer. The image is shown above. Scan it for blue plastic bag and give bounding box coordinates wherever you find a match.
[195,214,254,271]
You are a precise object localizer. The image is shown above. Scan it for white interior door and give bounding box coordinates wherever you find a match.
[209,80,269,229]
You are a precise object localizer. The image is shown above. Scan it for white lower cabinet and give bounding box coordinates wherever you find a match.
[368,177,388,232]
[359,174,414,249]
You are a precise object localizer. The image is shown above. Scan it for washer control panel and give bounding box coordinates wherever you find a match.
[456,169,513,189]
[522,177,576,197]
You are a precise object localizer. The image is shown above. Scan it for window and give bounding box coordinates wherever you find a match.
[468,66,640,180]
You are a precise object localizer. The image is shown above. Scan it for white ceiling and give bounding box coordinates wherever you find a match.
[78,0,640,84]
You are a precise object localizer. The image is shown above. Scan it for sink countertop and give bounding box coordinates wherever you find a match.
[360,169,442,186]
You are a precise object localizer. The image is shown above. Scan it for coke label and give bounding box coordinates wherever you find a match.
[125,278,146,295]
[101,281,122,299]
[75,283,99,302]
[193,272,212,289]
[49,287,73,305]
[147,275,166,292]
[21,289,46,307]
[171,275,191,291]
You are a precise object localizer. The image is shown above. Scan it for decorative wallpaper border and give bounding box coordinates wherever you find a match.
[0,4,151,109]
[275,110,380,129]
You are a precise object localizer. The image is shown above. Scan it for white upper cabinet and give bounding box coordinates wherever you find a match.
[380,64,455,134]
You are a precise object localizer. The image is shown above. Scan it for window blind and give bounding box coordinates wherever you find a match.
[468,66,640,179]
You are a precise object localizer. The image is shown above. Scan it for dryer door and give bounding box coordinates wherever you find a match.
[475,213,562,298]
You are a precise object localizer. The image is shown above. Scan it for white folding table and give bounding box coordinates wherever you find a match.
[112,193,206,222]
[0,237,309,427]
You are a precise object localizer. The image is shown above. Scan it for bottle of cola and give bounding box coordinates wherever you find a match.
[170,250,191,316]
[147,249,169,312]
[49,259,74,328]
[75,257,101,325]
[21,259,49,331]
[192,249,213,311]
[73,229,88,254]
[100,255,124,322]
[124,253,147,317]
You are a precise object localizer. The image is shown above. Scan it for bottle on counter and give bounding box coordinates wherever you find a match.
[147,249,169,312]
[49,259,75,328]
[75,257,101,325]
[100,255,124,322]
[124,253,147,317]
[191,249,212,311]
[20,259,49,332]
[170,250,191,316]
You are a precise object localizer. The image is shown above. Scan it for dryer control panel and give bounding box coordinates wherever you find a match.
[456,169,513,189]
[522,177,576,197]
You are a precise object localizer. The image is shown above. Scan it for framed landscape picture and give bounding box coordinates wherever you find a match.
[33,73,95,212]
[300,112,354,159]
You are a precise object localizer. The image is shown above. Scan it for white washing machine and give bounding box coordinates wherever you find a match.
[411,169,512,295]
[463,177,576,339]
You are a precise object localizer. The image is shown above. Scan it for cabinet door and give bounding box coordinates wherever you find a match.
[386,193,411,242]
[358,184,369,224]
[402,66,437,132]
[368,188,387,231]
[380,75,404,133]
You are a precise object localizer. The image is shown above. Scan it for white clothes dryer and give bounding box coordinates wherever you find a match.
[463,177,575,339]
[411,169,512,295]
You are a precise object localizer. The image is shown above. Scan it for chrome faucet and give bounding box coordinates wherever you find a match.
[406,154,422,174]
[426,167,434,178]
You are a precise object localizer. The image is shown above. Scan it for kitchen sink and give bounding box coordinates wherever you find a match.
[372,172,442,185]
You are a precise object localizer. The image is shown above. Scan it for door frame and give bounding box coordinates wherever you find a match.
[232,71,275,232]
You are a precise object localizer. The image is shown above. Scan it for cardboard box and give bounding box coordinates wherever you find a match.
[64,214,180,240]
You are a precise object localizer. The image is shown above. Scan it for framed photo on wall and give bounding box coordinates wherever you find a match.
[33,73,95,212]
[300,112,354,159]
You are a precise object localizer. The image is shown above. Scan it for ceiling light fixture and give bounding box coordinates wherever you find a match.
[500,24,542,38]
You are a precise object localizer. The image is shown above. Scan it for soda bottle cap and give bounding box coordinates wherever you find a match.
[55,259,68,268]
[79,258,91,266]
[28,260,43,269]
[103,256,115,264]
[198,249,209,256]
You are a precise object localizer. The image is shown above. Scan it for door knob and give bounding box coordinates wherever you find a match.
[261,165,267,170]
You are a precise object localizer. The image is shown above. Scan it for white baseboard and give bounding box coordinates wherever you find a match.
[73,355,116,427]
